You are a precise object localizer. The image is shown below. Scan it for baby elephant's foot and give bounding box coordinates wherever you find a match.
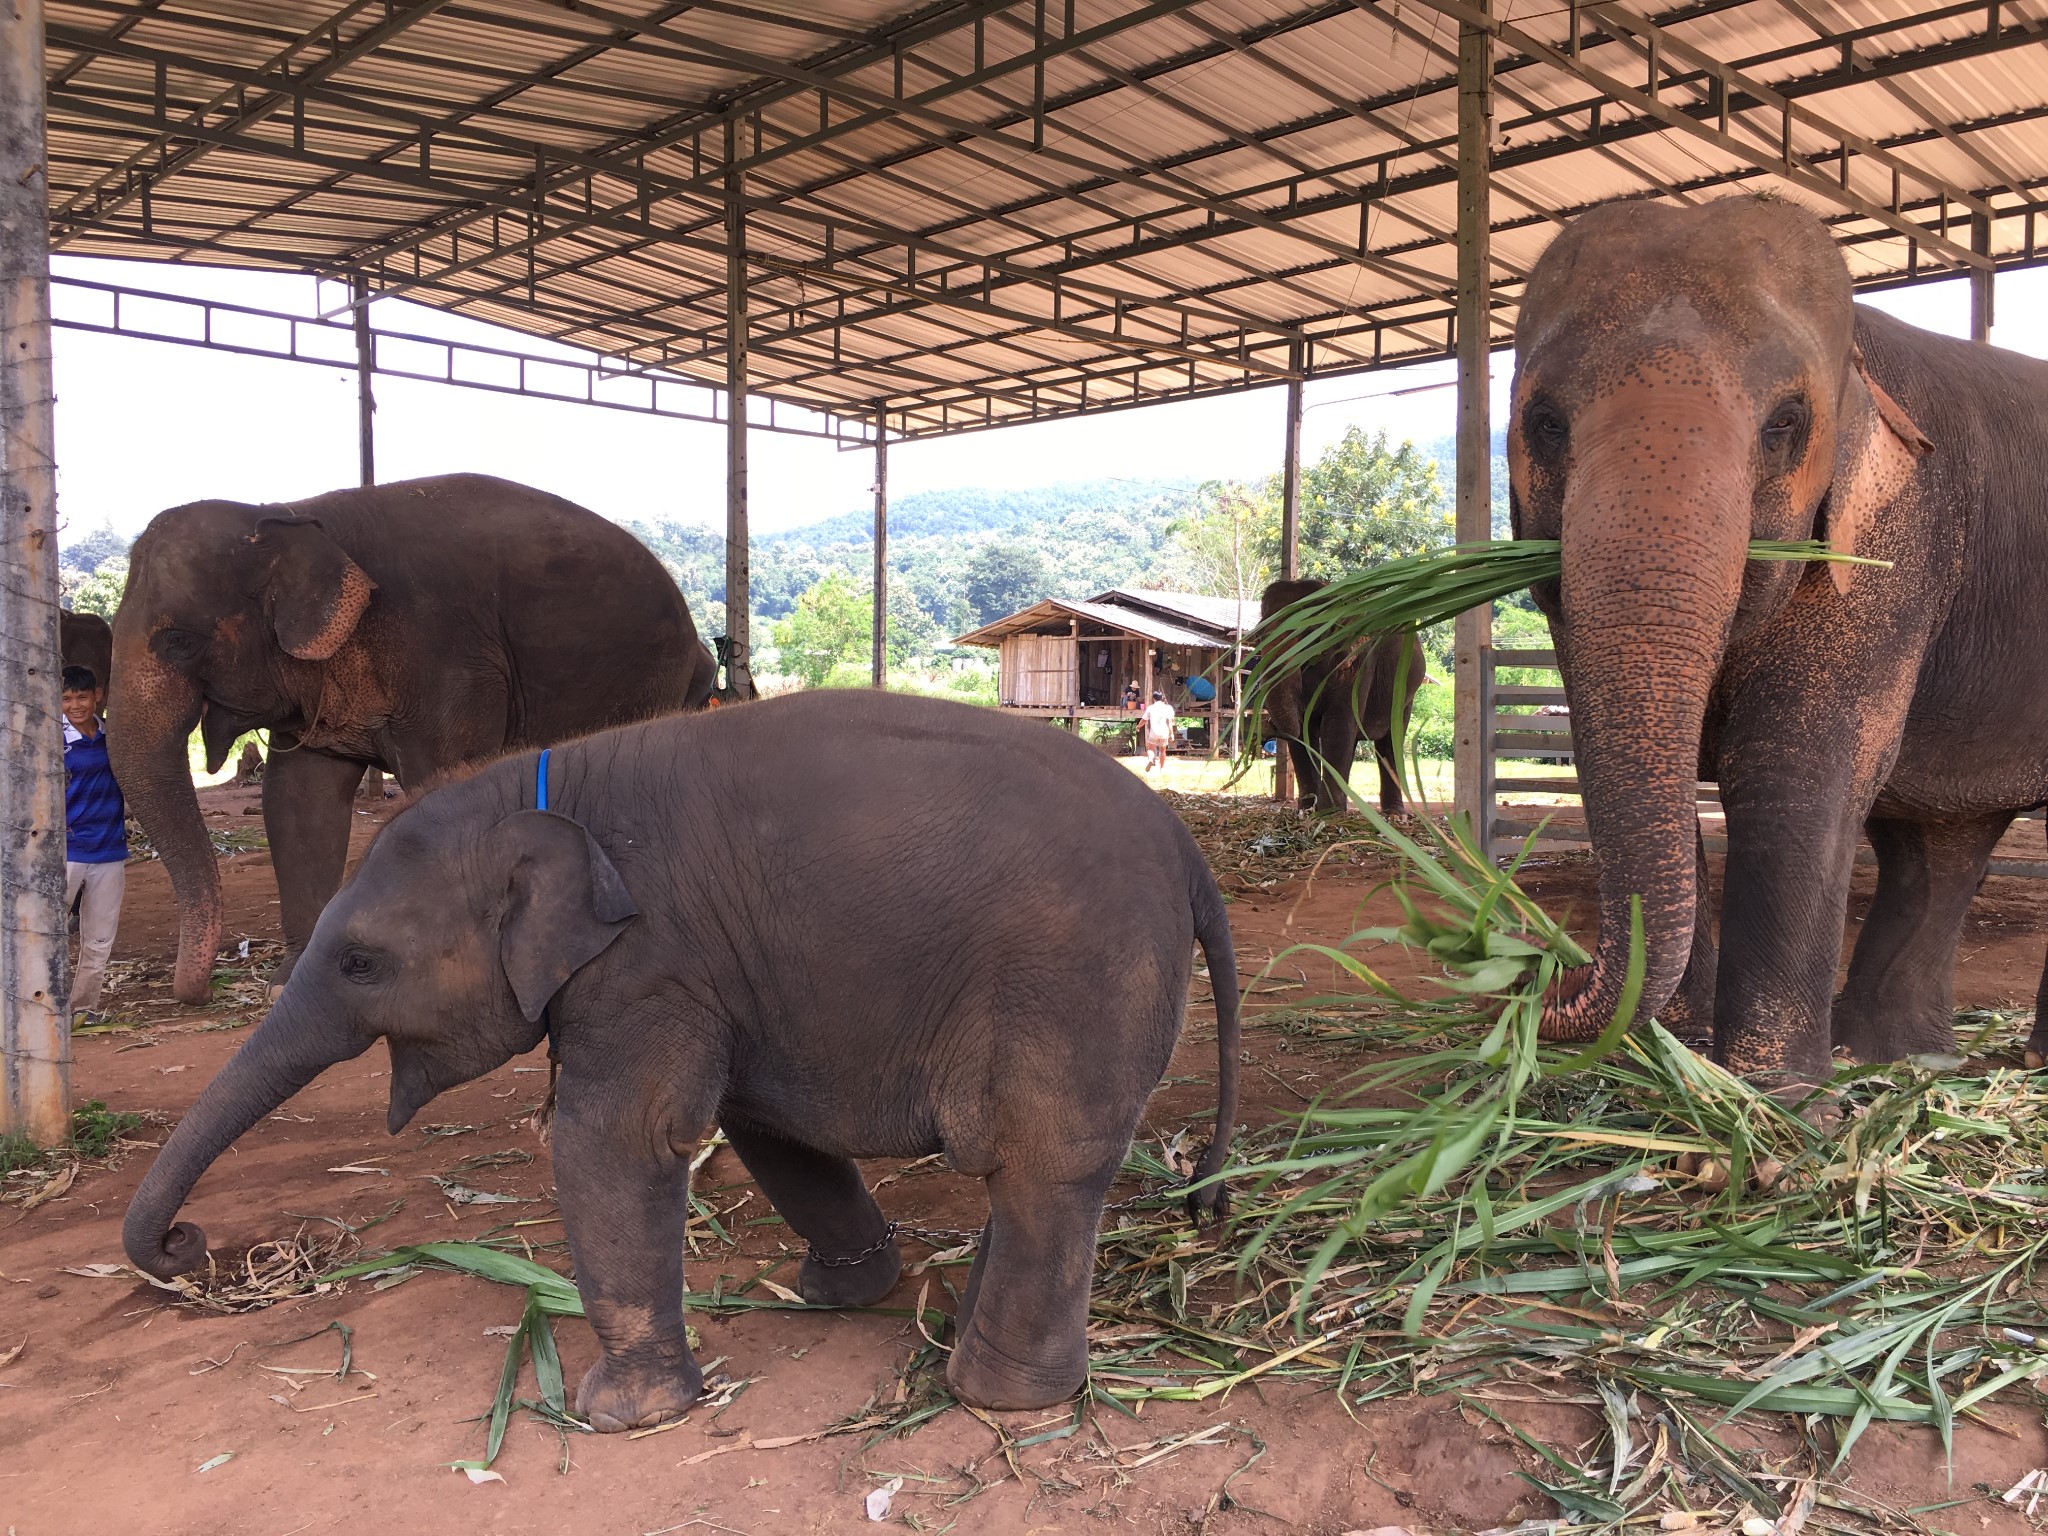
[947,1332,1085,1412]
[575,1354,703,1433]
[798,1234,902,1309]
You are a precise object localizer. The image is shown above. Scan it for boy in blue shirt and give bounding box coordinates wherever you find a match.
[62,664,127,1021]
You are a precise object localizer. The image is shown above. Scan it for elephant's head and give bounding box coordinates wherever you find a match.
[109,504,377,1002]
[1509,196,1930,1053]
[124,775,639,1279]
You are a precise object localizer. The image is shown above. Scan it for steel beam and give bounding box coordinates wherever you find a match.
[1452,0,1493,833]
[724,174,754,700]
[872,427,888,689]
[0,0,69,1145]
[352,273,375,485]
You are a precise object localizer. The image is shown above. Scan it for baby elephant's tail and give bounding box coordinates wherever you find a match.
[1186,871,1241,1228]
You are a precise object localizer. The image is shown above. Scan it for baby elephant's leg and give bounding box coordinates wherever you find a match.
[946,1161,1116,1411]
[722,1121,902,1308]
[551,1085,703,1432]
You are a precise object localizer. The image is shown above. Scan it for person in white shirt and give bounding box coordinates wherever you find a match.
[1142,692,1176,774]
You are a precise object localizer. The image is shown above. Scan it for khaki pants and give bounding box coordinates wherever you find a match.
[66,860,125,1014]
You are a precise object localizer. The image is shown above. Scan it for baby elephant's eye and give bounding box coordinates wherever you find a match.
[337,946,384,984]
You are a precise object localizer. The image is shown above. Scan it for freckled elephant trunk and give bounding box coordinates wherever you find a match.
[123,993,369,1279]
[107,645,220,1004]
[1540,397,1753,1042]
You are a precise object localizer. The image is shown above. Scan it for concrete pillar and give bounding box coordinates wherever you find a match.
[871,427,887,688]
[0,0,71,1145]
[724,175,754,698]
[1452,0,1494,831]
[352,274,375,486]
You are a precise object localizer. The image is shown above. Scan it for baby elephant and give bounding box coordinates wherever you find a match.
[124,691,1242,1425]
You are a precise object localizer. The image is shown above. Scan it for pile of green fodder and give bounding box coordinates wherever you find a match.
[1081,787,2048,1526]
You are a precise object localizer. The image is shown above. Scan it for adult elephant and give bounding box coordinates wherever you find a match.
[61,608,114,692]
[1260,578,1425,814]
[1509,195,2048,1089]
[109,473,717,1004]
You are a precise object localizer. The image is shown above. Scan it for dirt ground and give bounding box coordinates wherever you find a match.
[6,779,2048,1534]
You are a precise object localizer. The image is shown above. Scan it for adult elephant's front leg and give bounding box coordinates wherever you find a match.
[1835,813,2010,1062]
[1713,791,1865,1088]
[262,743,373,994]
[1312,696,1362,814]
[552,1076,705,1432]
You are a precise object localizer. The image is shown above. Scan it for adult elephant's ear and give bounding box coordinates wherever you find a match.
[488,809,640,1023]
[1823,348,1933,595]
[255,517,377,659]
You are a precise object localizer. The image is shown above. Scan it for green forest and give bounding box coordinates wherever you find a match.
[61,426,1533,741]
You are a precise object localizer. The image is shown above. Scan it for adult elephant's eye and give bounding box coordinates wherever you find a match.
[337,946,384,984]
[150,628,207,667]
[1761,397,1810,462]
[1524,398,1569,459]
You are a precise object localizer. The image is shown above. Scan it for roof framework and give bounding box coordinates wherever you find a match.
[40,0,2048,443]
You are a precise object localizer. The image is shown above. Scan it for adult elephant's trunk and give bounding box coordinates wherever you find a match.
[1540,385,1753,1042]
[124,994,370,1278]
[107,649,218,1004]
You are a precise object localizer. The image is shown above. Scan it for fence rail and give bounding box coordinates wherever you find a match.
[1480,647,2048,879]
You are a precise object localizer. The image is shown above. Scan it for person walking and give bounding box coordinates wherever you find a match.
[1143,691,1176,775]
[62,664,128,1022]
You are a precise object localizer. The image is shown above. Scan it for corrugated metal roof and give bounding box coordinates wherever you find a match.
[1092,586,1258,632]
[954,592,1237,648]
[42,1,2048,440]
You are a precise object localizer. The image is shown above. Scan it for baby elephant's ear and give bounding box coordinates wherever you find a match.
[486,810,640,1023]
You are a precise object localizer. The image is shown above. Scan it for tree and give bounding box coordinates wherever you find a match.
[1298,426,1453,578]
[1165,480,1280,598]
[61,523,129,576]
[66,555,128,620]
[961,542,1051,627]
[771,573,869,688]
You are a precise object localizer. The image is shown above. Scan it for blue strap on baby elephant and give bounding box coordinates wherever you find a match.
[535,747,551,811]
[532,746,562,1077]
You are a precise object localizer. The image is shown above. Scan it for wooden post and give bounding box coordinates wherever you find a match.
[1068,616,1079,729]
[871,426,887,688]
[1452,0,1494,830]
[724,173,755,698]
[0,0,71,1146]
[1276,344,1304,803]
[1971,213,1994,344]
[352,274,375,487]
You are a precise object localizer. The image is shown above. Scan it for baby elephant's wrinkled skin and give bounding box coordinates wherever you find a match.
[123,691,1241,1427]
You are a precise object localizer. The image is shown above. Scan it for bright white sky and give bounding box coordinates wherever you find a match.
[46,251,2048,547]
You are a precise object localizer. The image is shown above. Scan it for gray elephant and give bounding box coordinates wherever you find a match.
[1260,578,1426,814]
[1505,195,2048,1087]
[123,691,1242,1424]
[107,474,717,1004]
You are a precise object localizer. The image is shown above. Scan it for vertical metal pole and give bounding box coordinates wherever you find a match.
[1280,341,1303,582]
[1452,1,1494,832]
[1275,341,1304,803]
[871,426,888,688]
[724,175,754,698]
[351,274,375,485]
[0,0,70,1145]
[1970,213,1994,344]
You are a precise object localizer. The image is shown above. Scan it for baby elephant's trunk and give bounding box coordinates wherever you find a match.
[1186,874,1241,1225]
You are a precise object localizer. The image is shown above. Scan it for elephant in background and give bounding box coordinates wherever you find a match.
[1260,578,1426,814]
[124,691,1243,1422]
[1508,194,2048,1088]
[109,473,717,1004]
[61,608,113,693]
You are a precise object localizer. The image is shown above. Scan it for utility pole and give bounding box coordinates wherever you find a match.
[0,0,71,1146]
[723,170,755,699]
[871,423,888,688]
[1452,0,1494,833]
